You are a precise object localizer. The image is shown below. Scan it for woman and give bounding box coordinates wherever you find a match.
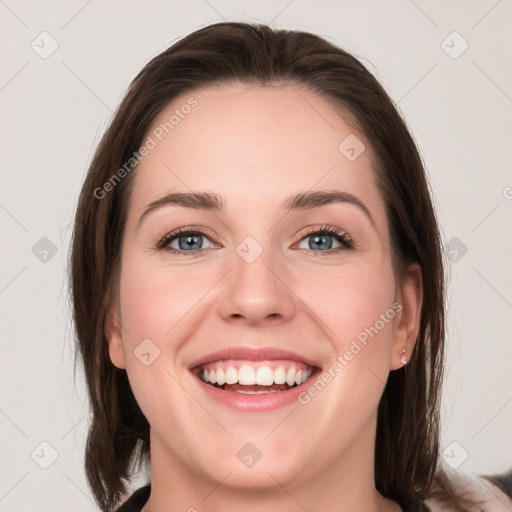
[70,21,511,512]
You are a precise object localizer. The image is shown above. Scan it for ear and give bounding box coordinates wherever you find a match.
[105,300,126,369]
[389,263,423,370]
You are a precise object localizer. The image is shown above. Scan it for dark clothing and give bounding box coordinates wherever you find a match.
[115,485,151,512]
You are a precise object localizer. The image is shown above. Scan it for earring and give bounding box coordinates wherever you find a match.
[399,348,407,366]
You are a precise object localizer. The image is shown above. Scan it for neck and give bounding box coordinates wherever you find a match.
[141,415,402,512]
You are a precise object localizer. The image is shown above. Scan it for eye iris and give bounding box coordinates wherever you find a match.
[179,234,203,250]
[310,234,333,250]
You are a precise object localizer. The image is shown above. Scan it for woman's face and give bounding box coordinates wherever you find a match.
[106,83,421,494]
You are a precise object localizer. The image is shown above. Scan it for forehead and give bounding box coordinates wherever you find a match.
[128,83,386,229]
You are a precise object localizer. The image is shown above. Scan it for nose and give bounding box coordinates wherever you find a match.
[217,244,296,326]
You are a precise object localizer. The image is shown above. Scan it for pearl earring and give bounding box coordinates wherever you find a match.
[399,348,407,366]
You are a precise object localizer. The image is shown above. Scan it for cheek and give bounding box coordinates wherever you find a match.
[117,256,211,351]
[115,257,209,423]
[311,262,396,350]
[291,263,398,463]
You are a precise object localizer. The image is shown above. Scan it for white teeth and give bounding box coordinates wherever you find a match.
[238,365,256,385]
[216,368,225,386]
[256,366,274,386]
[273,366,287,385]
[225,366,238,385]
[199,364,313,387]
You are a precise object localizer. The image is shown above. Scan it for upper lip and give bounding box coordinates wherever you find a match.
[187,346,320,369]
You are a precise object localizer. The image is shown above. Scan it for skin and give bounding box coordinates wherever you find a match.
[106,83,423,512]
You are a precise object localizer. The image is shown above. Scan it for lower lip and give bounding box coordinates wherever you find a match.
[191,372,318,412]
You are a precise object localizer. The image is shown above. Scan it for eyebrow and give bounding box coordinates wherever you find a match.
[137,189,376,229]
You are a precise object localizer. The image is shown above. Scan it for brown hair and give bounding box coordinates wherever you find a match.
[70,21,463,511]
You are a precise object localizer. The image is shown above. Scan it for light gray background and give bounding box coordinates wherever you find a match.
[1,1,511,510]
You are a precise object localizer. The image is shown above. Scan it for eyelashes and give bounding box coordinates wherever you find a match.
[155,225,219,253]
[300,225,354,252]
[155,224,355,256]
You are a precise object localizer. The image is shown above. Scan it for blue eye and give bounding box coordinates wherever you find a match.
[174,233,204,251]
[296,225,353,253]
[156,224,353,255]
[157,227,217,253]
[303,233,336,251]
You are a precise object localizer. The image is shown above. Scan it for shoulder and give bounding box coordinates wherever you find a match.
[425,468,512,511]
[114,484,151,512]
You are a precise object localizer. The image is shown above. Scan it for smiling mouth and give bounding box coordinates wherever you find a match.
[192,360,318,394]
